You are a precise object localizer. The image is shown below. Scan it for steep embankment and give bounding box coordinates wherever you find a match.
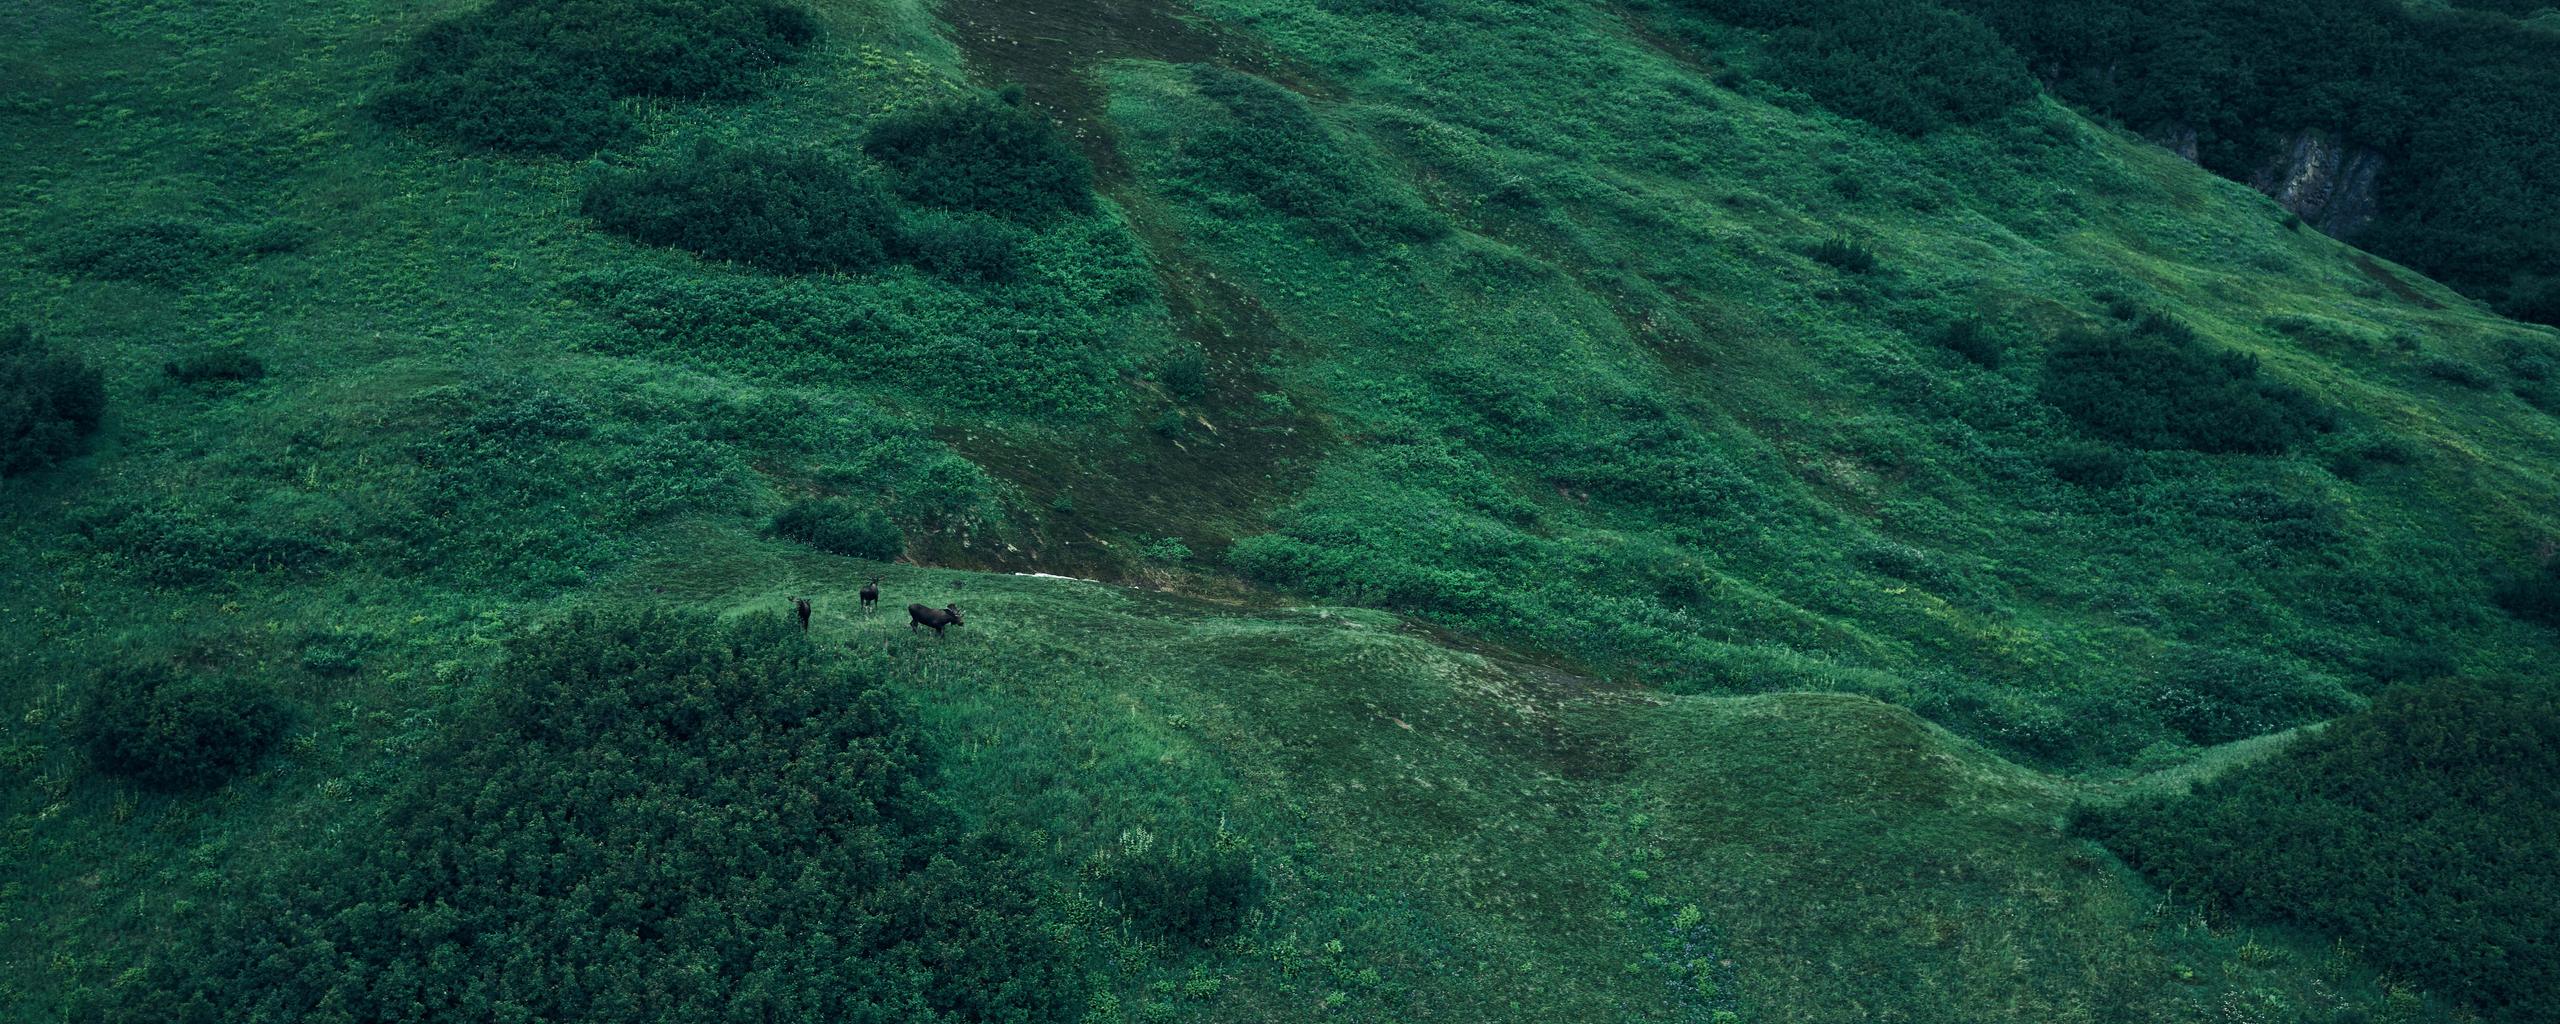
[2,0,2554,1020]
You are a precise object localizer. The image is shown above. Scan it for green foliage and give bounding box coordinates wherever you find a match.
[373,0,817,156]
[2041,312,2332,453]
[1931,316,2003,366]
[771,497,905,560]
[71,500,339,587]
[163,349,265,389]
[896,210,1026,282]
[862,93,1096,223]
[1174,65,1448,252]
[71,664,289,791]
[1154,347,1210,403]
[107,610,1082,1023]
[582,144,902,274]
[2147,644,2358,745]
[2493,564,2560,628]
[49,218,233,286]
[2,323,106,476]
[2076,676,2560,1021]
[1088,824,1263,946]
[1809,237,1880,274]
[1686,0,2035,134]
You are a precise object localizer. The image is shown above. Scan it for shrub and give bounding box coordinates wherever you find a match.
[2493,565,2560,628]
[863,92,1095,222]
[1089,824,1263,946]
[2420,355,2498,389]
[2,324,107,476]
[50,218,234,285]
[1688,0,2034,134]
[1932,315,2002,366]
[374,0,817,156]
[107,611,1084,1022]
[583,144,901,273]
[164,349,265,389]
[2147,644,2357,745]
[1809,236,1879,273]
[2046,440,2132,488]
[772,497,905,560]
[1155,347,1211,402]
[1177,65,1448,252]
[896,209,1025,281]
[72,664,289,790]
[2074,676,2560,1021]
[2041,313,2333,453]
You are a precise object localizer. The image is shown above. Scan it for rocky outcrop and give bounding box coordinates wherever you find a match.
[2248,128,2385,238]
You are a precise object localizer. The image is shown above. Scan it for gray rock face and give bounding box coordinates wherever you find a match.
[2247,128,2386,237]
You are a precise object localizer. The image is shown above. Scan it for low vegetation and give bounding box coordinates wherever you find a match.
[72,665,289,791]
[2042,311,2333,453]
[373,0,817,155]
[863,92,1097,223]
[2,323,106,476]
[770,496,905,560]
[583,144,903,274]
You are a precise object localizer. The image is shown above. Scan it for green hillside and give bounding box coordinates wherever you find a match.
[4,0,2555,1020]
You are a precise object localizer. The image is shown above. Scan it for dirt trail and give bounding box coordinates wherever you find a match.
[928,0,1334,578]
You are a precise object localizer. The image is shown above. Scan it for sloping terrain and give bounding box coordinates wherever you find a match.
[2,0,2555,1020]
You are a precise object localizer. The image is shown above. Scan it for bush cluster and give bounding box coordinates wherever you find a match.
[2041,312,2332,453]
[2,324,106,477]
[2147,644,2357,746]
[582,145,902,274]
[862,93,1096,223]
[1088,825,1263,946]
[1177,65,1447,252]
[2075,676,2560,1021]
[1683,0,2034,134]
[2494,565,2560,629]
[770,497,904,560]
[111,611,1082,1023]
[373,0,817,156]
[164,349,266,389]
[72,664,290,791]
[49,218,234,286]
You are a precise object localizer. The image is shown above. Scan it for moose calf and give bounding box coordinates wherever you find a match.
[907,603,963,636]
[860,579,880,614]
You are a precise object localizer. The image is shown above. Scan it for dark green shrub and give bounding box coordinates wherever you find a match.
[2420,355,2498,389]
[1933,315,2002,366]
[51,218,231,285]
[1687,0,2033,134]
[164,349,265,389]
[2041,313,2333,453]
[583,144,901,273]
[374,0,817,156]
[772,497,905,560]
[2046,440,2132,488]
[72,664,289,790]
[73,501,338,586]
[1089,826,1263,946]
[1155,347,1210,402]
[1809,236,1879,273]
[2148,644,2357,746]
[2,324,107,476]
[2494,565,2560,628]
[107,611,1083,1023]
[862,92,1095,223]
[1177,65,1448,252]
[896,209,1025,281]
[2075,676,2560,1021]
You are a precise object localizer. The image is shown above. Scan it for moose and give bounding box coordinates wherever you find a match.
[788,596,812,633]
[860,578,880,614]
[907,603,964,636]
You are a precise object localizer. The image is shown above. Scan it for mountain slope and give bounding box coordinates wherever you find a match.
[2,0,2554,1020]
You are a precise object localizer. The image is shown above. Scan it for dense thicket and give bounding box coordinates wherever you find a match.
[770,497,904,560]
[112,611,1081,1023]
[72,664,289,790]
[1175,65,1447,252]
[582,145,902,273]
[1934,0,2560,326]
[862,93,1095,223]
[373,0,816,155]
[2041,312,2331,453]
[2075,677,2560,1021]
[1684,0,2035,134]
[2,323,106,476]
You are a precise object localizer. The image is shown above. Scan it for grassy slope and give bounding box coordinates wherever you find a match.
[1,0,2551,1020]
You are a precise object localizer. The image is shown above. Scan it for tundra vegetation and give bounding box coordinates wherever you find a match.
[3,0,2557,1021]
